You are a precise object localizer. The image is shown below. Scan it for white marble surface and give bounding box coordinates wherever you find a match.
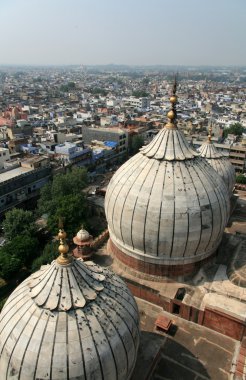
[105,127,230,266]
[0,259,140,380]
[198,142,235,196]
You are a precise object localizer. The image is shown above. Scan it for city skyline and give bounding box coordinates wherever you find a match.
[0,0,245,67]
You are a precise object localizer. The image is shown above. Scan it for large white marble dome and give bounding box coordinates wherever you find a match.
[0,231,140,380]
[198,137,235,196]
[105,92,230,276]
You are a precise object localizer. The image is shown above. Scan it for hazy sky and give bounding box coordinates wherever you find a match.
[0,0,245,66]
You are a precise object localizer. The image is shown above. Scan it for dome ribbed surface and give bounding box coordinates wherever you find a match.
[105,126,230,267]
[0,259,140,380]
[198,142,235,196]
[29,260,105,310]
[198,143,222,159]
[76,229,90,242]
[140,128,199,160]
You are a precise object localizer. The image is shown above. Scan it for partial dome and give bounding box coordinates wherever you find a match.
[198,141,235,196]
[0,239,140,379]
[105,86,230,276]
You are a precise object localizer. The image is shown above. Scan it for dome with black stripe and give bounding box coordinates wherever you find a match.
[0,236,140,380]
[105,85,230,271]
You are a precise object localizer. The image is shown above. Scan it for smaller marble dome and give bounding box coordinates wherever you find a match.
[198,129,235,196]
[0,230,140,380]
[76,227,90,242]
[73,227,94,260]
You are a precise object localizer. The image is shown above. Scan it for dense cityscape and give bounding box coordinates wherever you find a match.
[0,65,245,215]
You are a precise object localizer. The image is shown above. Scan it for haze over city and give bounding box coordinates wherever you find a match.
[0,0,245,67]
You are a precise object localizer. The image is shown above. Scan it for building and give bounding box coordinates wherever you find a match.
[229,145,246,173]
[90,140,119,167]
[0,148,10,169]
[8,137,29,154]
[6,124,33,140]
[55,142,92,166]
[124,96,150,110]
[100,115,118,127]
[82,126,128,155]
[0,157,51,215]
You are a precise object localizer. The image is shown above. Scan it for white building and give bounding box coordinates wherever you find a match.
[0,148,10,169]
[123,96,150,110]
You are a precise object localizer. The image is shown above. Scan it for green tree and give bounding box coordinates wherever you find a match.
[38,167,89,237]
[236,174,246,184]
[46,193,88,237]
[0,234,38,280]
[31,241,59,272]
[3,209,37,240]
[223,123,245,138]
[0,253,22,280]
[60,82,76,92]
[89,87,108,96]
[132,90,149,98]
[130,135,145,155]
[142,77,150,85]
[52,167,87,197]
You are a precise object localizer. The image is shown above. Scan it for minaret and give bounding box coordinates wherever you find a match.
[73,225,94,260]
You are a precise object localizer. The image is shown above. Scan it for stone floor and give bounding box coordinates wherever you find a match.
[132,298,239,380]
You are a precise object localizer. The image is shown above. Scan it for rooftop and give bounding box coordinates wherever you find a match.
[132,298,237,380]
[0,166,33,183]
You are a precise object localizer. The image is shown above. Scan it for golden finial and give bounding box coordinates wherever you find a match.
[208,123,213,143]
[56,225,72,265]
[165,75,178,129]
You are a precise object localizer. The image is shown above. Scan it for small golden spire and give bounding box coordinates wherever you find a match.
[56,226,72,266]
[208,123,213,143]
[165,75,178,129]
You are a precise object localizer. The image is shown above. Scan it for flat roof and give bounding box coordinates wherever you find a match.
[86,126,125,134]
[0,167,33,183]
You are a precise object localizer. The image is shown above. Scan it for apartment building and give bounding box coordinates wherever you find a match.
[229,145,246,173]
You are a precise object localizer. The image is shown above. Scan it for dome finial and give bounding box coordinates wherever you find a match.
[208,122,213,143]
[56,219,72,265]
[165,74,178,129]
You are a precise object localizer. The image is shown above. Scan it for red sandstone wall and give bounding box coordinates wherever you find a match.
[202,307,245,341]
[125,280,170,311]
[109,238,214,277]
